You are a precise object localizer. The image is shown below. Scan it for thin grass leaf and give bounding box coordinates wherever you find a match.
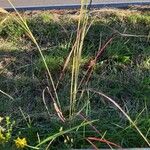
[87,137,121,148]
[87,88,150,147]
[0,89,14,100]
[0,8,8,14]
[86,138,99,150]
[70,0,91,117]
[7,0,62,115]
[42,88,51,117]
[36,120,97,147]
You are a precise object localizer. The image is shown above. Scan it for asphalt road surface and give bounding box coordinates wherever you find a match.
[0,0,150,9]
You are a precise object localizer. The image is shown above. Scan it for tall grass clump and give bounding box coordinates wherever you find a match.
[69,0,91,117]
[1,0,98,149]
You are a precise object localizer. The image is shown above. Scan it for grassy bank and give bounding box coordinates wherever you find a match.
[0,7,150,149]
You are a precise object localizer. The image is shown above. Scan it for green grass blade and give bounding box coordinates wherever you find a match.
[36,120,97,147]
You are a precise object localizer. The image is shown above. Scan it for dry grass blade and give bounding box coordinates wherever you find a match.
[79,113,119,148]
[0,17,8,25]
[78,34,116,88]
[0,8,8,14]
[79,113,101,135]
[104,25,149,38]
[87,137,121,148]
[69,0,90,117]
[86,88,150,147]
[56,41,75,89]
[86,138,99,150]
[47,87,66,122]
[0,8,9,25]
[0,89,14,100]
[42,88,51,117]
